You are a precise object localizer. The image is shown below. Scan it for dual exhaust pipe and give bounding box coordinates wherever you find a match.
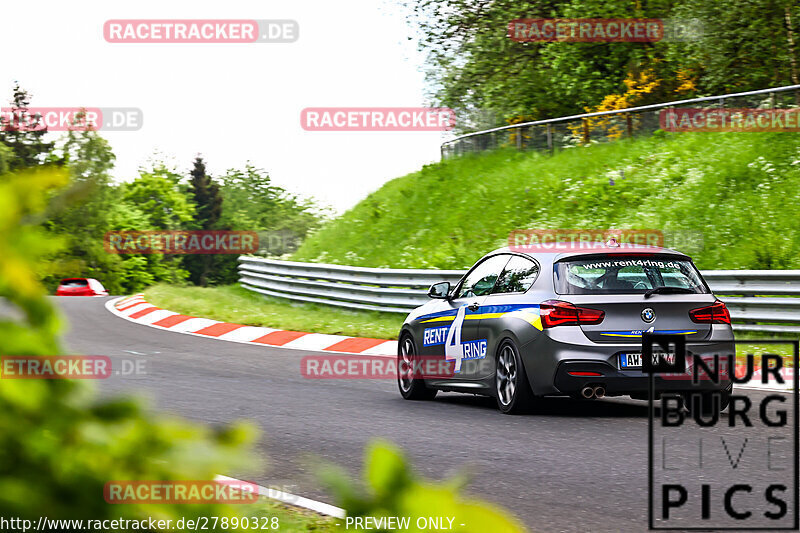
[581,385,606,399]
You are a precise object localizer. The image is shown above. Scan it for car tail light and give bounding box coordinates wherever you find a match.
[540,300,605,328]
[689,300,731,324]
[567,371,604,377]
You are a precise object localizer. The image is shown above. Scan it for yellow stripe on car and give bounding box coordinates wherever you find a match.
[599,331,697,337]
[421,313,501,323]
[422,308,543,330]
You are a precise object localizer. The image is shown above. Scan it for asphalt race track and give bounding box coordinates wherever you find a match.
[57,296,796,533]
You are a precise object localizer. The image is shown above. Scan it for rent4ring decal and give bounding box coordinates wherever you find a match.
[444,306,488,373]
[423,326,450,347]
[460,340,488,361]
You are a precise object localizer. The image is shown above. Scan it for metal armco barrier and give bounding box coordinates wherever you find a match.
[702,270,800,334]
[238,257,800,334]
[238,256,464,313]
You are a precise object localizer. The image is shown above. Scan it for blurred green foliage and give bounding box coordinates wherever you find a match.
[0,166,262,525]
[294,132,800,270]
[321,440,525,532]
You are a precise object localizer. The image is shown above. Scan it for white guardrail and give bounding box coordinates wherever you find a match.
[238,257,800,335]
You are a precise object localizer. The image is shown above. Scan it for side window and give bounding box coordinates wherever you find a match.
[492,256,540,294]
[455,255,511,299]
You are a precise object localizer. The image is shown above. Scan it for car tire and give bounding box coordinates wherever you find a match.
[495,339,535,414]
[684,390,730,415]
[397,334,437,401]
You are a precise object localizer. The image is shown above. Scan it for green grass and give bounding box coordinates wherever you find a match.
[144,284,404,340]
[243,499,338,532]
[293,132,800,271]
[735,341,797,367]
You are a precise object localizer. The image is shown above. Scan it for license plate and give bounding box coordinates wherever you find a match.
[619,352,674,369]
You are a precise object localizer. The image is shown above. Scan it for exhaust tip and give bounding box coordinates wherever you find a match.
[581,386,595,399]
[593,386,606,399]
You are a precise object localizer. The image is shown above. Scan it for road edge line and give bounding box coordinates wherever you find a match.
[213,474,345,519]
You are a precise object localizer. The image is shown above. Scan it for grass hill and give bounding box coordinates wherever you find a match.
[293,132,800,270]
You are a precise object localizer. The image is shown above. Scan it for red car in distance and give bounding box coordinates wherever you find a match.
[56,278,108,297]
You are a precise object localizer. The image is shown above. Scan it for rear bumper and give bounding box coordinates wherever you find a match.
[521,325,734,396]
[56,292,93,296]
[553,360,731,397]
[56,290,103,296]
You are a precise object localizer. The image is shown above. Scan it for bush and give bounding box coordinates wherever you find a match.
[0,167,259,525]
[320,440,525,532]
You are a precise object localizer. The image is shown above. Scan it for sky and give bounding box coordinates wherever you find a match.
[1,0,452,213]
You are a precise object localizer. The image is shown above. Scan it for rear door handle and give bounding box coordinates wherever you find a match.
[468,302,480,311]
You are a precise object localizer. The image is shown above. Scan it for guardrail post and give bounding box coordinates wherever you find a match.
[546,124,553,153]
[582,119,590,144]
[516,126,523,150]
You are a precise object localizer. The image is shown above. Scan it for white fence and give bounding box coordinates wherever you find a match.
[238,257,800,334]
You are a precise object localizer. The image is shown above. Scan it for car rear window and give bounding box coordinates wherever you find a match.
[554,255,709,295]
[60,279,88,288]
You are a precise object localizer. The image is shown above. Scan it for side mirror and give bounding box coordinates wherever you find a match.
[428,282,451,299]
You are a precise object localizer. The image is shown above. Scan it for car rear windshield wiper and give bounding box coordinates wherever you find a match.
[644,286,697,298]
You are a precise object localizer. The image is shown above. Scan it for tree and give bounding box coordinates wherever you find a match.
[0,141,11,175]
[110,165,196,289]
[669,0,800,96]
[189,156,222,230]
[408,0,800,128]
[0,83,56,170]
[41,125,120,291]
[121,167,195,230]
[218,164,321,236]
[184,156,223,286]
[409,0,678,126]
[203,164,323,285]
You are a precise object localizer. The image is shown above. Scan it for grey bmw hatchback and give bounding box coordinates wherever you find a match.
[397,242,734,414]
